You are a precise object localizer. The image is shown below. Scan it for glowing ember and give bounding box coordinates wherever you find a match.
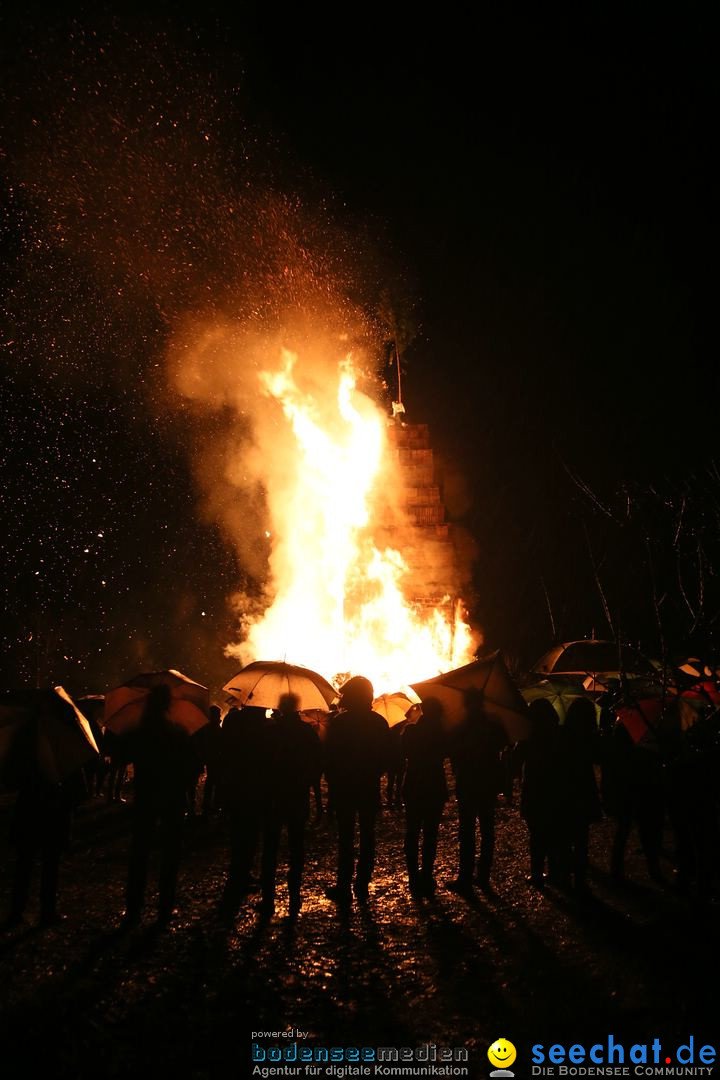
[240,348,475,691]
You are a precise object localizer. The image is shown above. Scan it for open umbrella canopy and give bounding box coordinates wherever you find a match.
[412,651,529,742]
[0,686,99,785]
[223,661,337,713]
[680,679,720,707]
[372,692,421,729]
[76,694,105,721]
[522,680,588,724]
[678,680,720,731]
[617,698,663,746]
[104,669,209,735]
[533,640,654,679]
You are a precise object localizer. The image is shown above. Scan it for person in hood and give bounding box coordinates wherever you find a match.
[257,693,321,919]
[118,685,197,928]
[401,697,448,897]
[448,688,507,895]
[324,676,391,906]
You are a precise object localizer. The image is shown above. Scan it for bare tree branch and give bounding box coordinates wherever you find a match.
[583,522,615,638]
[540,576,557,640]
[562,461,620,523]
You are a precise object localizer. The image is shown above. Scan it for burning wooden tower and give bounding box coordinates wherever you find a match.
[373,417,468,620]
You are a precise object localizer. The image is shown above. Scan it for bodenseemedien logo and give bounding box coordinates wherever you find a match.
[489,1038,517,1077]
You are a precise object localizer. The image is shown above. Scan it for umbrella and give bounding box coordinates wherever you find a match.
[0,686,99,785]
[617,698,663,747]
[372,692,422,728]
[683,680,720,708]
[76,694,105,722]
[678,658,705,679]
[76,694,105,741]
[521,680,587,724]
[533,640,654,679]
[223,661,337,712]
[678,681,720,731]
[105,669,209,735]
[412,651,529,742]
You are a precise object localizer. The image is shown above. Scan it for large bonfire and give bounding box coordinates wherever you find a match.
[239,348,475,692]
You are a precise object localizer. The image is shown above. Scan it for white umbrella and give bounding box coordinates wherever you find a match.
[223,661,337,712]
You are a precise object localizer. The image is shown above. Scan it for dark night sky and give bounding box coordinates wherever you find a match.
[0,7,716,694]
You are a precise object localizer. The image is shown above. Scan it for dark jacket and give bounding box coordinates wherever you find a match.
[402,720,448,807]
[324,707,391,807]
[120,722,196,816]
[449,714,507,801]
[520,729,563,828]
[217,707,269,809]
[264,712,322,816]
[559,726,602,825]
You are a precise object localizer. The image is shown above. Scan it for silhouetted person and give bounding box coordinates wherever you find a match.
[520,699,562,887]
[324,676,391,905]
[186,760,202,817]
[499,742,518,805]
[402,698,447,897]
[665,701,720,900]
[218,705,268,912]
[4,719,86,926]
[192,705,223,818]
[385,722,407,809]
[559,697,602,896]
[448,689,507,895]
[84,715,106,798]
[103,729,127,804]
[257,694,321,918]
[300,709,326,819]
[602,714,664,884]
[119,685,197,927]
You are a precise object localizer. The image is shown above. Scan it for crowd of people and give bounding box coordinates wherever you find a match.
[3,673,719,928]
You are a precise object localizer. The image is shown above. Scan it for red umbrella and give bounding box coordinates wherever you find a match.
[678,680,720,731]
[616,698,663,745]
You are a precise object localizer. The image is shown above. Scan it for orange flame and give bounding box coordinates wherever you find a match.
[239,348,475,691]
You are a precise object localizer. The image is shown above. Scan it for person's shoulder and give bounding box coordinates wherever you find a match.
[324,712,345,740]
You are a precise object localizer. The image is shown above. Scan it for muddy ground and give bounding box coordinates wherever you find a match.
[0,779,717,1079]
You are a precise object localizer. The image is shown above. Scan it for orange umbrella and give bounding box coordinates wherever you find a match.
[104,669,209,735]
[372,692,421,728]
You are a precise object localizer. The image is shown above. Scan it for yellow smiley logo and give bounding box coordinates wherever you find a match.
[488,1039,517,1069]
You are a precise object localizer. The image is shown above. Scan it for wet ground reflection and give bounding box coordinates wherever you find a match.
[0,793,716,1076]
